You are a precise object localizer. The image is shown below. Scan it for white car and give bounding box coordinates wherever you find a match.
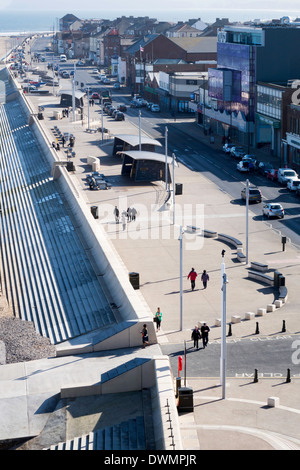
[151,104,160,112]
[237,161,250,172]
[277,168,298,185]
[92,69,99,74]
[262,203,284,219]
[287,179,300,191]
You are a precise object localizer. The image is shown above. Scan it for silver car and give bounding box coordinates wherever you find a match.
[262,203,284,219]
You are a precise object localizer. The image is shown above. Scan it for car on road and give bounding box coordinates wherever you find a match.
[117,104,127,112]
[277,168,298,185]
[266,169,278,181]
[92,69,99,74]
[113,82,121,89]
[257,161,274,176]
[230,146,245,159]
[91,92,100,100]
[151,104,160,112]
[241,186,262,203]
[287,179,300,191]
[76,60,85,66]
[102,78,110,84]
[262,203,284,219]
[222,143,235,153]
[115,111,125,121]
[237,161,251,172]
[108,107,116,116]
[130,100,142,108]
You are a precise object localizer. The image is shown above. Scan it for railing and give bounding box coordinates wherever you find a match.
[165,398,176,450]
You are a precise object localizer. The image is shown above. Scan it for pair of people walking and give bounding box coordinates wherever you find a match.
[191,323,210,349]
[187,268,210,290]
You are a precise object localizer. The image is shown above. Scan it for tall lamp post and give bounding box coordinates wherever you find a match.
[220,249,228,399]
[179,225,184,331]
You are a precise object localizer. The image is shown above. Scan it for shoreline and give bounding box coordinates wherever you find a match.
[0,34,28,62]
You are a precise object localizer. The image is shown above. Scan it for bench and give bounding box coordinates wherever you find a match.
[186,225,201,233]
[218,233,243,249]
[237,249,246,262]
[248,270,274,286]
[250,261,268,273]
[203,229,217,238]
[279,286,288,303]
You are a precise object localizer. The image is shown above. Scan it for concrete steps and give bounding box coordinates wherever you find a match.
[0,100,116,344]
[46,416,147,450]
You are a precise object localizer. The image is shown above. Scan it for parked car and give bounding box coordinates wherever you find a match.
[241,186,262,203]
[257,161,274,176]
[115,111,125,121]
[147,102,155,110]
[287,179,300,191]
[266,169,278,181]
[91,92,100,100]
[237,161,251,172]
[102,78,110,84]
[222,143,235,153]
[130,100,141,108]
[113,82,121,89]
[230,146,245,159]
[108,107,116,116]
[117,104,127,112]
[262,203,284,219]
[92,69,99,74]
[151,104,160,112]
[104,103,113,113]
[76,60,84,66]
[277,168,298,185]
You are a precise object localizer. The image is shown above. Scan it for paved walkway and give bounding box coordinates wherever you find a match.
[9,70,300,449]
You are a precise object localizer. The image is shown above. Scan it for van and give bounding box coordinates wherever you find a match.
[277,168,298,185]
[60,54,67,62]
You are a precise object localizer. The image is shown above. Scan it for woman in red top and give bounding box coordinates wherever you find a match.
[187,268,197,291]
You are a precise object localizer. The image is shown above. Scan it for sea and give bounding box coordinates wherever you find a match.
[0,8,300,35]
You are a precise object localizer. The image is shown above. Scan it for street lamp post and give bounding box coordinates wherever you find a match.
[179,225,184,331]
[165,126,168,190]
[246,179,249,265]
[220,249,228,399]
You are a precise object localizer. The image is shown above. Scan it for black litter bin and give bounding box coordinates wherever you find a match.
[175,183,183,195]
[38,112,44,120]
[177,387,193,412]
[129,272,139,290]
[91,206,98,219]
[66,161,75,172]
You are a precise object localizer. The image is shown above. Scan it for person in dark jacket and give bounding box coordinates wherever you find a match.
[201,270,209,289]
[201,323,210,348]
[191,326,201,349]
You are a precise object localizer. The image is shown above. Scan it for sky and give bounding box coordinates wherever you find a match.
[0,0,299,12]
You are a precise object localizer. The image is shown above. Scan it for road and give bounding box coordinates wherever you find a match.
[161,335,300,378]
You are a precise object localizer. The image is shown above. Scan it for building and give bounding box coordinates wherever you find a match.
[205,23,300,149]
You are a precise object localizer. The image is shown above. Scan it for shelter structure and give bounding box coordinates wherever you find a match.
[59,90,85,108]
[117,150,176,182]
[112,134,162,156]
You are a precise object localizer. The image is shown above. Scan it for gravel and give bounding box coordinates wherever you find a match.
[0,316,56,364]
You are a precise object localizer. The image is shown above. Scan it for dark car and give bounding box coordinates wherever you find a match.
[108,107,116,116]
[258,162,274,176]
[117,104,127,112]
[115,111,125,121]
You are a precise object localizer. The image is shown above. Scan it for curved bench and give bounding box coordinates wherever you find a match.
[248,270,274,286]
[250,261,268,273]
[203,229,217,238]
[218,233,243,249]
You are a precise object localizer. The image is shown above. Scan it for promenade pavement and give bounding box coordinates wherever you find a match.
[10,73,300,450]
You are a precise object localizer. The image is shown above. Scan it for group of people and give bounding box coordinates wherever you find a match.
[191,323,210,350]
[187,268,209,290]
[114,206,137,230]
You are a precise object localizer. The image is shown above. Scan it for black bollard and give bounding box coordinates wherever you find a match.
[227,323,232,337]
[282,320,286,333]
[255,322,260,335]
[286,368,291,383]
[254,369,258,383]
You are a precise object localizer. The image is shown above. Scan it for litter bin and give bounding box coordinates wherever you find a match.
[175,183,183,195]
[129,272,139,290]
[177,387,193,412]
[66,161,75,172]
[91,206,98,219]
[274,270,281,288]
[38,112,44,120]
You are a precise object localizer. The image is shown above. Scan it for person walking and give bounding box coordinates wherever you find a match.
[187,268,197,291]
[201,323,210,348]
[113,206,119,223]
[191,326,201,349]
[131,207,137,221]
[201,270,209,289]
[154,307,162,331]
[141,324,150,348]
